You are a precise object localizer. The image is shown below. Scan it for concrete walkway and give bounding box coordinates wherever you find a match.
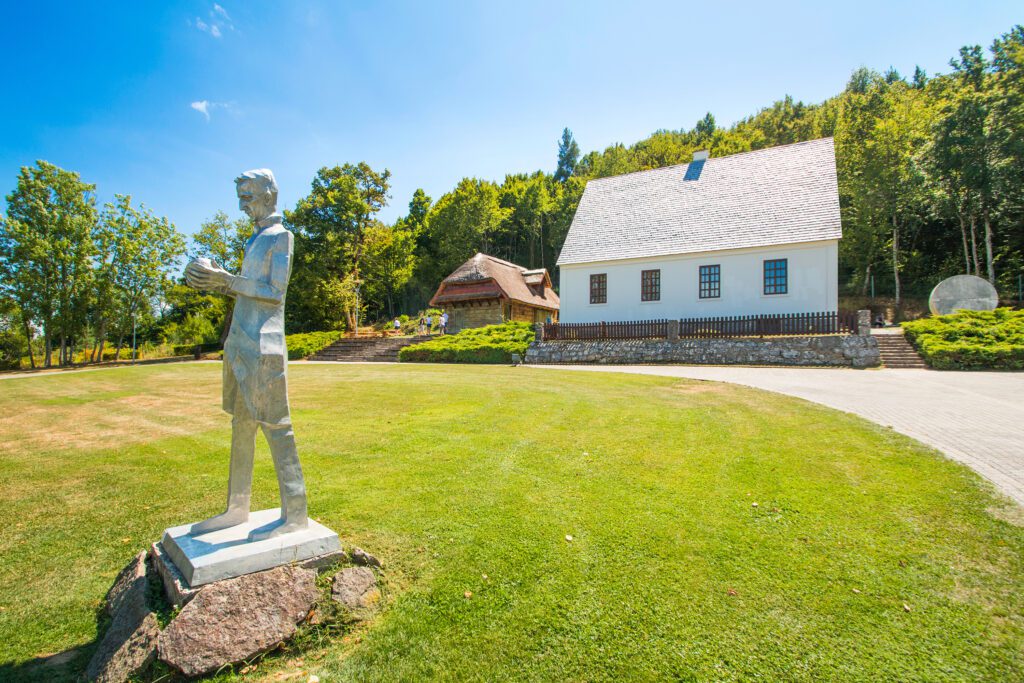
[529,365,1024,507]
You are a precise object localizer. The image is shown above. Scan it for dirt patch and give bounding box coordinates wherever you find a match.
[0,387,223,454]
[669,381,731,395]
[987,503,1024,528]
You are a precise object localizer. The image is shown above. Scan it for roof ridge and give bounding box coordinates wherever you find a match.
[583,137,834,185]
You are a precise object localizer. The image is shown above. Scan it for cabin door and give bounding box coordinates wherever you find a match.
[451,309,466,333]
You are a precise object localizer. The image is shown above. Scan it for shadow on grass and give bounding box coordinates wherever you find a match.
[0,608,101,682]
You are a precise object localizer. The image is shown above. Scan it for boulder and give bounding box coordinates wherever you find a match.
[351,547,382,569]
[331,567,380,611]
[104,551,147,617]
[157,564,319,677]
[87,553,159,682]
[86,612,160,683]
[300,548,350,573]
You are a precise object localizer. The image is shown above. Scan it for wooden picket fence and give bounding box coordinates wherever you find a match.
[543,311,857,341]
[678,311,856,338]
[543,319,670,341]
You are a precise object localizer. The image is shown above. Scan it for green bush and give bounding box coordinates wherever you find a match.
[285,330,345,360]
[0,330,24,371]
[902,308,1024,370]
[171,341,221,357]
[399,322,535,364]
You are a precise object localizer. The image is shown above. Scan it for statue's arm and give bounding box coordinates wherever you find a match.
[226,233,293,305]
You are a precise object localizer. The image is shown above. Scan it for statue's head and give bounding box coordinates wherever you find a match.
[235,169,278,222]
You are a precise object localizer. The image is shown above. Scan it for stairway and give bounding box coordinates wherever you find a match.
[308,335,435,362]
[874,332,929,369]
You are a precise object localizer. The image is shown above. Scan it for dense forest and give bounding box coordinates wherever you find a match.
[2,25,1022,366]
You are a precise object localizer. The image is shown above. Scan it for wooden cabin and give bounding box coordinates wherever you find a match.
[429,253,560,333]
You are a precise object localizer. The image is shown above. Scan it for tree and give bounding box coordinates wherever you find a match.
[190,211,253,273]
[931,46,1000,283]
[695,112,717,142]
[427,178,510,278]
[288,163,391,329]
[189,211,254,342]
[1,161,96,367]
[95,195,185,361]
[406,188,432,235]
[361,222,417,317]
[554,128,580,182]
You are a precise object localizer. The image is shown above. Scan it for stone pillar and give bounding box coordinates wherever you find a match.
[534,322,544,342]
[856,309,871,336]
[667,319,680,341]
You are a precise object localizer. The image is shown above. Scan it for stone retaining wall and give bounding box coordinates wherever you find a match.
[525,335,880,368]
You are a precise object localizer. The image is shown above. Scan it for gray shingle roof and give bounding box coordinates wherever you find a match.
[556,138,841,266]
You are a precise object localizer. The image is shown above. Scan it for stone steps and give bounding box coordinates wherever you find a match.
[874,334,929,369]
[309,335,435,362]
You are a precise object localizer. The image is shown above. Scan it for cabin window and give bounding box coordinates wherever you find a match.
[699,264,720,299]
[641,269,661,302]
[590,273,607,304]
[763,258,788,295]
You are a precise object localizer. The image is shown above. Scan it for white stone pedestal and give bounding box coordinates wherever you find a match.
[161,509,341,587]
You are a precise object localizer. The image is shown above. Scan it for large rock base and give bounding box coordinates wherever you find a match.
[157,564,320,677]
[85,552,159,683]
[87,540,365,681]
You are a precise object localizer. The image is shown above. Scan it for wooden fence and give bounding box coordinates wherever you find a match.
[543,311,857,341]
[543,319,670,341]
[678,311,856,338]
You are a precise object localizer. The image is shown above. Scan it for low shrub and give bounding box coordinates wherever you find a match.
[171,341,221,357]
[902,308,1024,370]
[0,330,24,370]
[399,322,535,364]
[286,330,345,360]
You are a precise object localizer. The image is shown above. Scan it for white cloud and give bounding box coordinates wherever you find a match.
[193,4,234,38]
[190,100,235,122]
[190,101,211,121]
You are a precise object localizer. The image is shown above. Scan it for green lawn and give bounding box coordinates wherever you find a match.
[0,364,1022,682]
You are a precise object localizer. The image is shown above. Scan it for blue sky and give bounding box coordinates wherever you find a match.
[1,1,1021,235]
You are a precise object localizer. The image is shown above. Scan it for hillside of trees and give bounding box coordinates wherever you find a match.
[2,24,1022,367]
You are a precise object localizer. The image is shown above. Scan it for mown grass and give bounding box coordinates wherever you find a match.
[0,363,1021,682]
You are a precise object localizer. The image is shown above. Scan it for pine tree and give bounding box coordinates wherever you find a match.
[554,128,580,182]
[695,112,716,141]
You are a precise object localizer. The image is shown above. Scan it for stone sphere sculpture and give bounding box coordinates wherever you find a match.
[928,274,999,316]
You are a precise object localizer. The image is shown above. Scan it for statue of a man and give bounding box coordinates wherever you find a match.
[184,169,307,541]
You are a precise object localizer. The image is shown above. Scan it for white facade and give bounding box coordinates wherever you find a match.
[558,239,838,323]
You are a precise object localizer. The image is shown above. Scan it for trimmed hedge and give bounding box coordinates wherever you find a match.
[399,322,535,364]
[902,308,1024,370]
[286,330,345,360]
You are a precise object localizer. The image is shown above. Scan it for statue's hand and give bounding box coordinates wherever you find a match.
[186,258,233,291]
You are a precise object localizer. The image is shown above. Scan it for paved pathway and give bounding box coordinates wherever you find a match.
[529,365,1024,506]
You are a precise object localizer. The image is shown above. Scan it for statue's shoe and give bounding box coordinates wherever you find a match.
[189,509,249,535]
[248,517,308,542]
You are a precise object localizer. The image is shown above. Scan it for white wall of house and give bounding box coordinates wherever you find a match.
[558,239,838,323]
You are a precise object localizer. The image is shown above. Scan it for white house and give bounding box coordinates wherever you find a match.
[556,138,842,323]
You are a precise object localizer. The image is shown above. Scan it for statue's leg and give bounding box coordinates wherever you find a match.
[248,421,308,541]
[189,394,258,534]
